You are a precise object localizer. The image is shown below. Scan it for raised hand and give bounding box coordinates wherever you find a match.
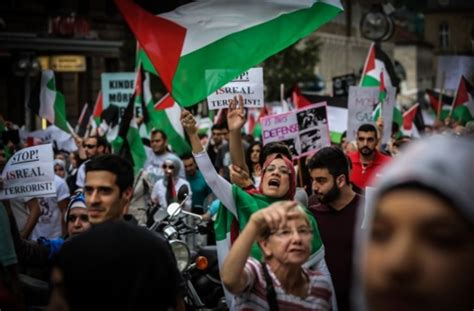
[250,200,299,236]
[227,95,246,132]
[180,109,198,136]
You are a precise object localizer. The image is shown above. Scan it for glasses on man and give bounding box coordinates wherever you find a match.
[265,165,290,175]
[82,144,97,149]
[271,227,313,238]
[67,214,89,222]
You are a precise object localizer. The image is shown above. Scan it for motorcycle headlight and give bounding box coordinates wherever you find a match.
[169,240,190,272]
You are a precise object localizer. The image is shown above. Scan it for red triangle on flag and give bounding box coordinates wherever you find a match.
[361,43,376,76]
[115,0,186,92]
[292,85,312,108]
[403,103,419,131]
[154,93,175,110]
[452,76,473,109]
[92,91,103,118]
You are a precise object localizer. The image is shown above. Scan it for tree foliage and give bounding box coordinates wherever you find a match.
[261,36,321,101]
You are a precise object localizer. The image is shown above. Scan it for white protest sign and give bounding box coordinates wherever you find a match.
[207,68,264,110]
[101,72,136,110]
[347,86,395,145]
[0,144,56,200]
[262,102,331,159]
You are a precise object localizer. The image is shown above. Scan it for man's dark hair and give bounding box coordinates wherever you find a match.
[96,136,108,148]
[357,123,378,138]
[259,142,292,166]
[85,154,134,194]
[211,124,225,131]
[151,129,167,141]
[307,146,350,182]
[180,153,194,161]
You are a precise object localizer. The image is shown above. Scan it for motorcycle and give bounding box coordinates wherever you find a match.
[148,187,227,311]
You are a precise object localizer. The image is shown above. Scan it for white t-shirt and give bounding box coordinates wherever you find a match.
[31,175,70,240]
[144,147,185,185]
[151,177,192,211]
[75,160,89,188]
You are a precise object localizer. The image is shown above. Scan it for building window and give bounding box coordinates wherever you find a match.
[439,22,449,49]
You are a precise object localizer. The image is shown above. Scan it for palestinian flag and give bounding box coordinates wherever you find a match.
[360,43,399,88]
[450,76,474,121]
[115,0,343,107]
[402,103,419,135]
[92,91,103,126]
[360,43,403,126]
[372,70,387,121]
[425,89,472,124]
[76,103,92,137]
[292,85,312,108]
[29,70,70,133]
[148,94,191,156]
[112,75,147,176]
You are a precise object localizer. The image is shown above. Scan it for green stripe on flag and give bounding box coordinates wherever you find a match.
[172,2,342,106]
[360,75,379,87]
[46,76,69,133]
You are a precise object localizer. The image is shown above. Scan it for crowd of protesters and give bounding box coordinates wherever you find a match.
[0,99,473,311]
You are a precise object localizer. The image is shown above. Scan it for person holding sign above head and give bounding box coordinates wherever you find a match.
[348,124,391,190]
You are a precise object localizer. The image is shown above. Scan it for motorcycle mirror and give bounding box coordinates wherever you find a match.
[167,202,182,217]
[177,185,189,202]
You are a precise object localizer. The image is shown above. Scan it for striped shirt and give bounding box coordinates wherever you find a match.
[234,257,332,311]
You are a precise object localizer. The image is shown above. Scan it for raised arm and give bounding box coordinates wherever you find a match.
[181,110,237,217]
[221,200,298,294]
[227,96,249,174]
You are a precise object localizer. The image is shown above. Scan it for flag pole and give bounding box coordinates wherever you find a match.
[437,71,444,120]
[297,157,304,188]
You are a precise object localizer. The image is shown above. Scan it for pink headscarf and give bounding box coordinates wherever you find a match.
[252,153,296,200]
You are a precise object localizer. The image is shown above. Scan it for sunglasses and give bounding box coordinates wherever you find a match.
[162,164,175,169]
[67,214,89,222]
[82,144,97,149]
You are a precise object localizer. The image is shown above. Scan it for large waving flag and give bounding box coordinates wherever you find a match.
[115,0,343,107]
[29,70,70,133]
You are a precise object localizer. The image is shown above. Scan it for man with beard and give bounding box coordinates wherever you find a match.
[307,146,364,311]
[348,124,391,189]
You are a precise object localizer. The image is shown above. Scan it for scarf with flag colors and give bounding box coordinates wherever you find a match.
[115,0,343,107]
[29,70,70,133]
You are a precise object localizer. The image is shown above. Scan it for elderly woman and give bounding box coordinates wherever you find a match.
[356,135,474,311]
[221,200,332,310]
